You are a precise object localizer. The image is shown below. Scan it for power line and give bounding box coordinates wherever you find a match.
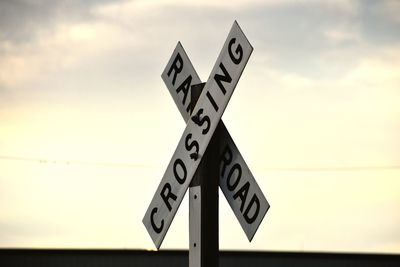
[259,166,400,172]
[0,155,153,169]
[1,155,400,171]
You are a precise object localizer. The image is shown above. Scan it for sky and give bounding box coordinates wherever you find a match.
[0,0,399,253]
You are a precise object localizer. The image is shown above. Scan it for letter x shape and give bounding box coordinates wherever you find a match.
[162,41,269,243]
[143,21,269,249]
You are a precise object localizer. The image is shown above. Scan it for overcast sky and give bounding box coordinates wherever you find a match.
[0,0,399,253]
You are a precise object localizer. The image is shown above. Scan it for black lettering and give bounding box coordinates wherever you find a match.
[174,158,187,184]
[176,75,192,107]
[191,108,210,135]
[214,63,232,95]
[160,183,177,212]
[167,53,183,86]
[227,163,242,191]
[151,207,164,234]
[228,38,243,64]
[233,181,250,212]
[185,133,199,161]
[206,91,219,112]
[244,194,260,224]
[220,145,233,178]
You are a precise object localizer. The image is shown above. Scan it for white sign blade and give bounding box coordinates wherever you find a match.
[143,21,253,248]
[162,42,202,122]
[162,42,269,241]
[219,132,270,241]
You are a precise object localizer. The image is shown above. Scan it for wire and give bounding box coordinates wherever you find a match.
[0,155,153,169]
[1,155,399,171]
[259,166,400,172]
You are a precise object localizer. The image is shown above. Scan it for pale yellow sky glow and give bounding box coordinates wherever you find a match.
[0,0,399,253]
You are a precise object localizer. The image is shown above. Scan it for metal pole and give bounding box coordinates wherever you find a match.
[189,83,219,267]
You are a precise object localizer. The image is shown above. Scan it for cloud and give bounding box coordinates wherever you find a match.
[239,3,359,76]
[3,0,398,89]
[0,0,123,88]
[89,0,361,79]
[0,21,124,88]
[358,0,400,45]
[0,0,118,43]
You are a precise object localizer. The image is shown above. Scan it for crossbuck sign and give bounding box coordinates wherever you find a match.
[143,21,270,250]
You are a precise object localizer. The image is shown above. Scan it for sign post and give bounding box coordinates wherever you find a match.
[189,83,219,267]
[143,21,270,266]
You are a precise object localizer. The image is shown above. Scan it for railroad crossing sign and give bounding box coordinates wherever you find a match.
[143,21,270,250]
